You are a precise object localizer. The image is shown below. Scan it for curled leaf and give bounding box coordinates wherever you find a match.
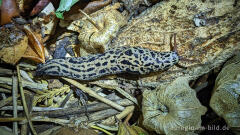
[142,77,207,135]
[210,55,240,129]
[68,9,127,53]
[0,0,20,25]
[0,24,28,64]
[23,25,45,63]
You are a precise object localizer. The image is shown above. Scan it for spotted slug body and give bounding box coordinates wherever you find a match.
[36,46,179,80]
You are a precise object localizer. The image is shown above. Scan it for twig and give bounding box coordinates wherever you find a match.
[20,70,34,83]
[124,112,133,124]
[18,63,37,70]
[0,67,13,75]
[0,108,121,127]
[32,98,133,118]
[0,106,63,111]
[0,77,47,91]
[92,82,138,105]
[0,116,70,126]
[17,65,37,135]
[12,72,18,135]
[79,9,102,30]
[73,108,119,125]
[101,106,135,125]
[59,89,73,108]
[0,93,7,116]
[95,123,118,131]
[91,125,113,135]
[0,88,11,93]
[0,96,19,108]
[62,77,125,111]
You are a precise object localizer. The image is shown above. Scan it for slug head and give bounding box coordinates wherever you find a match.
[117,47,179,75]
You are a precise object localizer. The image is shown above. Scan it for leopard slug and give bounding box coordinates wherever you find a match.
[36,46,179,80]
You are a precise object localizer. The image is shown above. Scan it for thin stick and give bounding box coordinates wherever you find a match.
[12,72,18,135]
[0,96,19,108]
[0,106,63,111]
[17,65,37,135]
[101,106,134,125]
[79,9,102,30]
[91,82,138,104]
[91,125,113,135]
[62,77,124,111]
[0,117,69,125]
[124,112,133,124]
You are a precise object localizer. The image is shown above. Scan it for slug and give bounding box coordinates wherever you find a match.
[36,35,180,80]
[36,46,179,80]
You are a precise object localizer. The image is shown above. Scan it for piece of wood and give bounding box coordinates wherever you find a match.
[12,73,18,135]
[32,99,133,118]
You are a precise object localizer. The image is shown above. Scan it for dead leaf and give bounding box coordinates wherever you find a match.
[210,54,240,129]
[23,25,45,63]
[68,8,127,53]
[0,24,28,65]
[142,77,207,135]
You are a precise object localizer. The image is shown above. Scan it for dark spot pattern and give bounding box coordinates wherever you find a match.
[88,57,96,62]
[134,60,139,64]
[144,56,148,61]
[139,49,144,53]
[87,67,95,72]
[110,67,118,71]
[96,62,101,67]
[125,49,133,56]
[36,46,179,80]
[99,69,106,74]
[144,63,151,66]
[164,54,170,57]
[150,52,156,58]
[102,61,108,66]
[110,60,115,63]
[121,60,132,65]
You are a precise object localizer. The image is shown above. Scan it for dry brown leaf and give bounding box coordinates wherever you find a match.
[23,25,45,63]
[0,24,28,65]
[23,45,45,63]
